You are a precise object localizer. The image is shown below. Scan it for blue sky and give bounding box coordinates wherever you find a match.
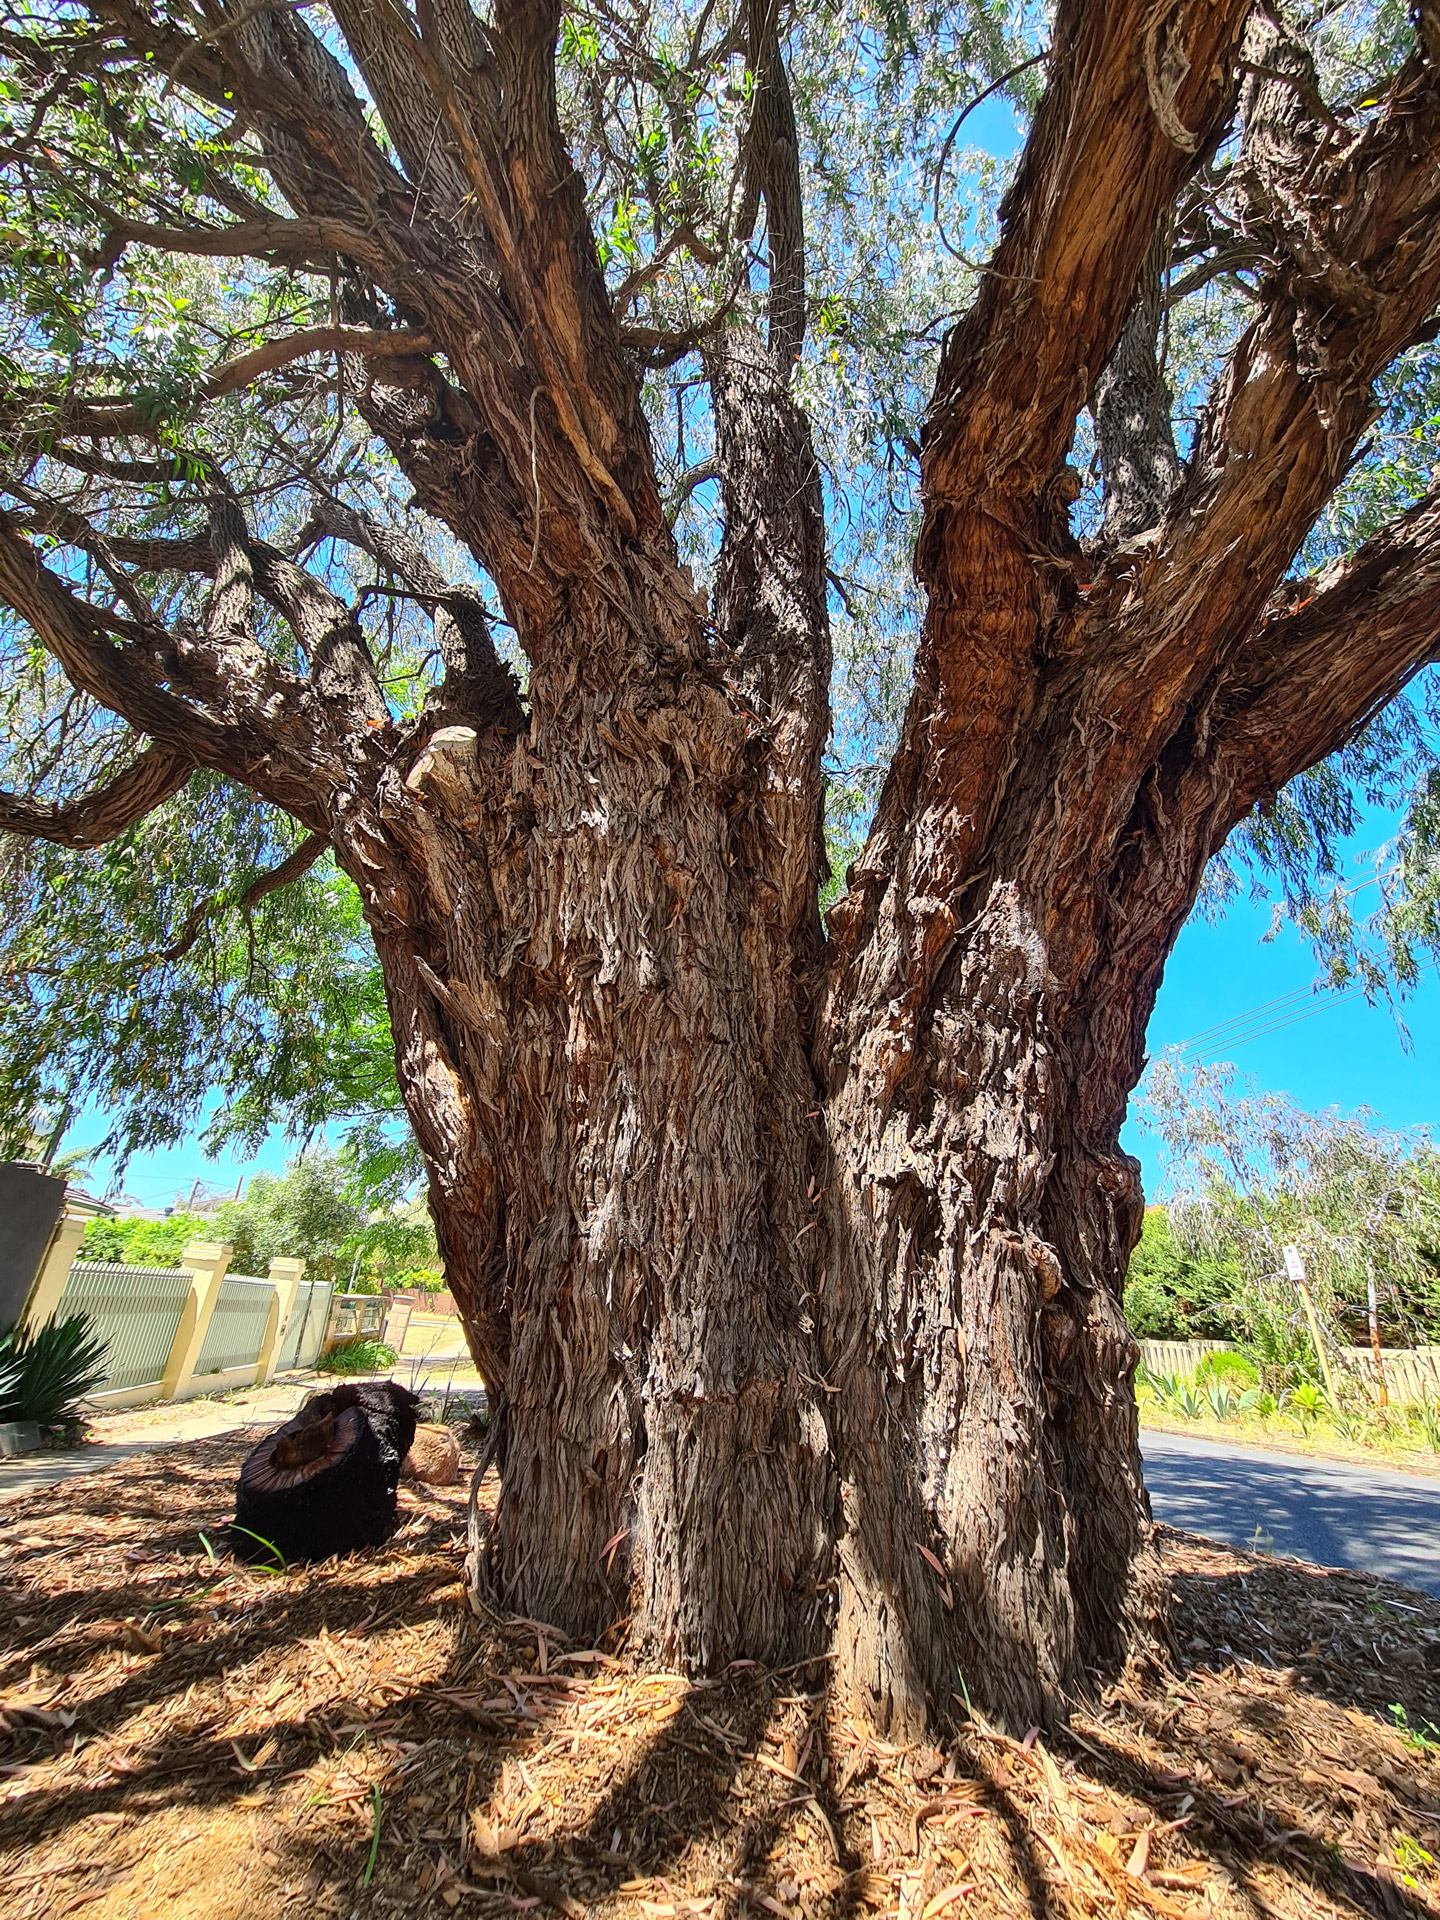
[56,84,1438,1212]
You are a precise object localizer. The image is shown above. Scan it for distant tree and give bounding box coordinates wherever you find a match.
[213,1150,365,1285]
[1139,1057,1440,1354]
[1122,1208,1241,1343]
[79,1210,212,1267]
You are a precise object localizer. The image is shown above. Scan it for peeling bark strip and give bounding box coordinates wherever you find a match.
[6,1,1440,1735]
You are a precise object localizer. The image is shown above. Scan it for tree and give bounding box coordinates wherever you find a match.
[1121,1207,1242,1344]
[211,1148,366,1285]
[1139,1056,1440,1356]
[3,0,1440,1735]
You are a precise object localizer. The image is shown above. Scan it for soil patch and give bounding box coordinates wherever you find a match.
[1,1432,1437,1920]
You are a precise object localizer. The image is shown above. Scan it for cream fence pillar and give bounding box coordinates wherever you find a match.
[257,1256,306,1385]
[160,1241,232,1401]
[22,1209,91,1330]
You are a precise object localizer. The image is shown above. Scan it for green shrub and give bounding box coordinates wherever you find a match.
[0,1313,110,1425]
[79,1212,211,1267]
[316,1336,397,1376]
[1123,1208,1242,1340]
[1195,1350,1259,1389]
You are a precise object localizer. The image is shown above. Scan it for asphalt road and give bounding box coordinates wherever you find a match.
[1141,1428,1440,1597]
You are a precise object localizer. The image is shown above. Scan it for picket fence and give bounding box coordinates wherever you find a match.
[1138,1337,1440,1406]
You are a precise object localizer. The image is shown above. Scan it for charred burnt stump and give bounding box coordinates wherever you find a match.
[233,1380,420,1565]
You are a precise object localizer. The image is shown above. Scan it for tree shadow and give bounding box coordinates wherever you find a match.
[0,1426,859,1917]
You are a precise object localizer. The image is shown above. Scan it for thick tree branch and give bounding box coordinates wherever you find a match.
[0,512,237,761]
[828,0,1250,1001]
[923,0,1249,530]
[1219,489,1440,810]
[0,510,338,830]
[707,320,831,949]
[0,742,194,849]
[93,212,384,272]
[737,0,806,366]
[1080,15,1440,806]
[302,495,522,724]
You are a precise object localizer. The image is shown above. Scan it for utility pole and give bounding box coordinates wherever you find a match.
[1365,1255,1388,1407]
[1283,1244,1339,1403]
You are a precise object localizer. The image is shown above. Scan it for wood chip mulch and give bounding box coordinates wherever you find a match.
[1,1431,1437,1920]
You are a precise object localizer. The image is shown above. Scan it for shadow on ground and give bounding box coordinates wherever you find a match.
[0,1442,1437,1920]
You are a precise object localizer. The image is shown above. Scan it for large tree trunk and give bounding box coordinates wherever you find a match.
[346,589,833,1673]
[819,854,1169,1737]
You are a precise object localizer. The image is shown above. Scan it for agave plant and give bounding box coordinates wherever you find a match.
[1202,1382,1262,1422]
[0,1314,110,1427]
[1284,1380,1328,1431]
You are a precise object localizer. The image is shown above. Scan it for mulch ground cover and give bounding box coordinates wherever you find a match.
[1,1427,1437,1920]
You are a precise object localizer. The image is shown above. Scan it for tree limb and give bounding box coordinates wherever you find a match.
[206,325,433,402]
[0,742,195,850]
[301,494,521,723]
[0,509,336,829]
[1086,15,1440,789]
[923,0,1249,530]
[150,832,332,969]
[93,212,383,272]
[0,512,237,761]
[1219,489,1440,810]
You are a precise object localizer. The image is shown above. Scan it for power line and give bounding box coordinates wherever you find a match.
[1171,959,1436,1061]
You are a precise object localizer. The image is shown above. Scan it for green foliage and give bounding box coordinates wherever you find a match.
[316,1336,397,1377]
[211,1149,365,1285]
[1122,1208,1241,1340]
[399,1268,447,1295]
[78,1211,211,1267]
[0,1312,109,1425]
[1195,1350,1260,1390]
[1285,1380,1329,1429]
[0,778,404,1172]
[1138,1057,1440,1364]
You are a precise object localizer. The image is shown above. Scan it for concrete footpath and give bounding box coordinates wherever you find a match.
[0,1380,317,1502]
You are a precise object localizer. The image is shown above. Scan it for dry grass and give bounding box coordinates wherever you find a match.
[1,1430,1437,1920]
[1138,1409,1440,1478]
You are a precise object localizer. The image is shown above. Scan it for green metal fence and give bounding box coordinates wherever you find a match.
[56,1262,193,1395]
[193,1273,276,1377]
[275,1279,334,1373]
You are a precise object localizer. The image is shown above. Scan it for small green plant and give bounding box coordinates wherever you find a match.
[1394,1833,1435,1890]
[1201,1381,1262,1421]
[316,1336,398,1376]
[0,1312,109,1426]
[1388,1704,1440,1757]
[1412,1394,1440,1452]
[229,1525,289,1572]
[363,1784,384,1886]
[1196,1350,1259,1390]
[1285,1380,1328,1430]
[1143,1370,1208,1419]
